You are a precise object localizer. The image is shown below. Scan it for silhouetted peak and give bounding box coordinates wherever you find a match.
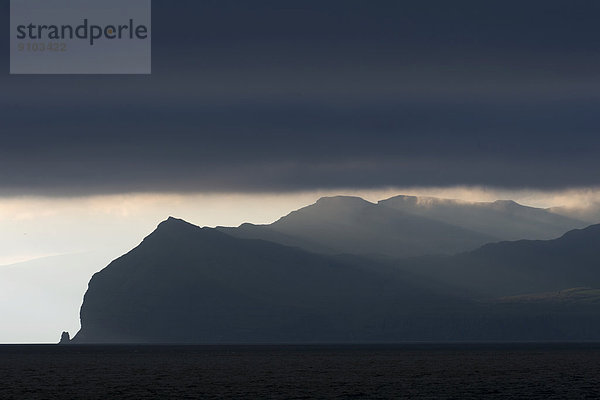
[154,217,203,236]
[270,196,374,226]
[143,217,234,247]
[314,196,373,207]
[165,216,186,223]
[159,216,195,228]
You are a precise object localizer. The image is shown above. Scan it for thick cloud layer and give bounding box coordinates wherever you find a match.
[1,0,600,195]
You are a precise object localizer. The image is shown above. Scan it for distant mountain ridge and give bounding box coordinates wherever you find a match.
[219,195,586,258]
[400,223,600,297]
[380,195,586,241]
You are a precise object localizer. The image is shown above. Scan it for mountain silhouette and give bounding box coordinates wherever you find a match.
[73,218,600,343]
[219,196,495,258]
[402,224,600,297]
[218,196,585,258]
[73,217,462,343]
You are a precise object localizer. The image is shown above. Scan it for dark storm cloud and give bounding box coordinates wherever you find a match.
[1,0,600,195]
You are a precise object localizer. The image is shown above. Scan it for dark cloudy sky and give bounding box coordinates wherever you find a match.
[2,0,600,195]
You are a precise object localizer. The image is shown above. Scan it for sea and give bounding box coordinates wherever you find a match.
[1,344,599,399]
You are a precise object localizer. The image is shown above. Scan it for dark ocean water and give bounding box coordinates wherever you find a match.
[1,344,600,399]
